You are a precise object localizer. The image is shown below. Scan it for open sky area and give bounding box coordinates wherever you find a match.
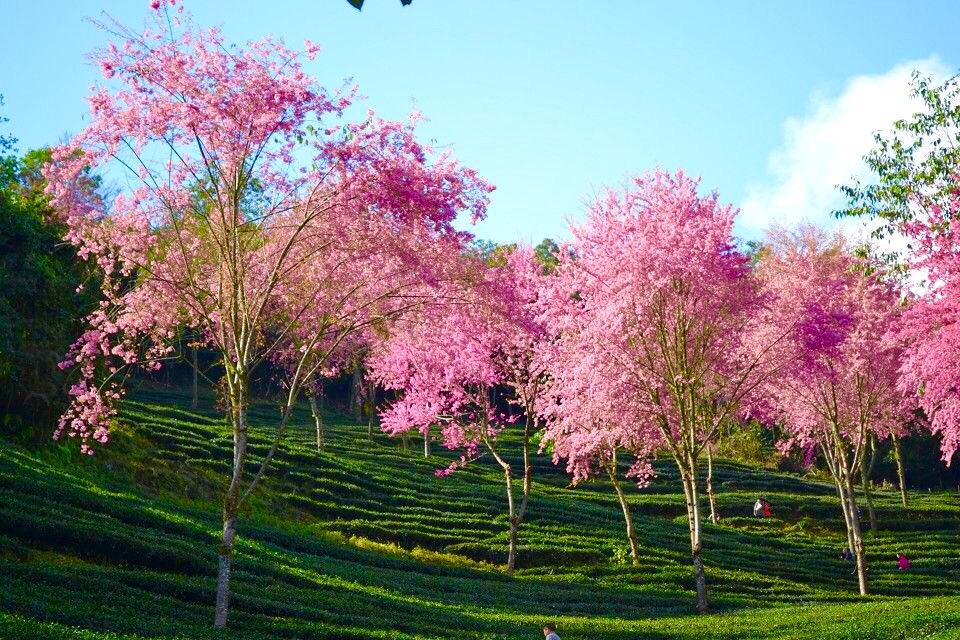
[3,0,960,245]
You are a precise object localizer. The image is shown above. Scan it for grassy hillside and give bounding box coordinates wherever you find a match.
[1,386,959,639]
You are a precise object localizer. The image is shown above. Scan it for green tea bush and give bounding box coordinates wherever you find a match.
[2,387,960,639]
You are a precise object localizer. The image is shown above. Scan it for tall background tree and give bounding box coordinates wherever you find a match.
[840,72,960,240]
[0,94,99,441]
[369,246,546,577]
[839,71,960,467]
[894,184,960,467]
[756,226,915,595]
[537,170,791,613]
[43,1,490,628]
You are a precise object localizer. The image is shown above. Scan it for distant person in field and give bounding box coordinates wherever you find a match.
[840,547,855,574]
[543,622,560,640]
[762,498,772,518]
[753,497,764,518]
[897,553,912,570]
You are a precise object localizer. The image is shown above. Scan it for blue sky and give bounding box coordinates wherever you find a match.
[2,0,959,245]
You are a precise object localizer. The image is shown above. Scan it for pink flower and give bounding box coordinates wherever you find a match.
[304,39,322,61]
[43,0,490,457]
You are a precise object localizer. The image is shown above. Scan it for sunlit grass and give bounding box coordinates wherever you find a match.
[1,385,959,638]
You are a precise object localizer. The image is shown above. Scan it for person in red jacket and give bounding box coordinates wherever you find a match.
[897,553,912,570]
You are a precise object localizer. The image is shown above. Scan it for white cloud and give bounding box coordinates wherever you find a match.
[739,57,951,242]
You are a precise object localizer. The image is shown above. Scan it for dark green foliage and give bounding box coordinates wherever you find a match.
[2,387,960,638]
[0,149,99,440]
[860,432,960,491]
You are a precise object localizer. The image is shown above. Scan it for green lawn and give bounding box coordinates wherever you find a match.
[1,386,959,639]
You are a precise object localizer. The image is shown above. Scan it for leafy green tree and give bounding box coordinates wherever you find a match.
[839,71,960,239]
[0,149,98,440]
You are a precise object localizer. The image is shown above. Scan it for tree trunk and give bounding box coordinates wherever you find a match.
[692,547,708,613]
[213,512,237,628]
[423,424,430,457]
[486,409,528,579]
[367,380,375,440]
[351,366,363,425]
[860,439,878,534]
[214,390,248,629]
[890,431,908,507]
[486,437,519,577]
[678,459,709,613]
[518,414,532,533]
[607,454,640,565]
[503,414,536,578]
[821,442,857,564]
[504,464,518,577]
[835,477,856,557]
[843,475,869,595]
[833,455,869,596]
[309,393,324,452]
[191,346,199,410]
[706,444,718,525]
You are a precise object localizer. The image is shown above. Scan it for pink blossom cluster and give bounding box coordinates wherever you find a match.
[755,226,913,458]
[44,3,491,453]
[895,189,960,462]
[534,170,771,484]
[367,247,546,474]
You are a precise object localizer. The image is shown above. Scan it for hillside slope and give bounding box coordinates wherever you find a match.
[1,387,959,639]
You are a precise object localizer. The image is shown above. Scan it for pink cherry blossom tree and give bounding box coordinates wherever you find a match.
[537,170,789,613]
[838,74,960,474]
[535,343,659,565]
[43,2,490,628]
[369,247,546,577]
[756,226,913,596]
[895,187,960,469]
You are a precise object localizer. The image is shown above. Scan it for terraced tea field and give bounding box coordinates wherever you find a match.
[1,387,959,639]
